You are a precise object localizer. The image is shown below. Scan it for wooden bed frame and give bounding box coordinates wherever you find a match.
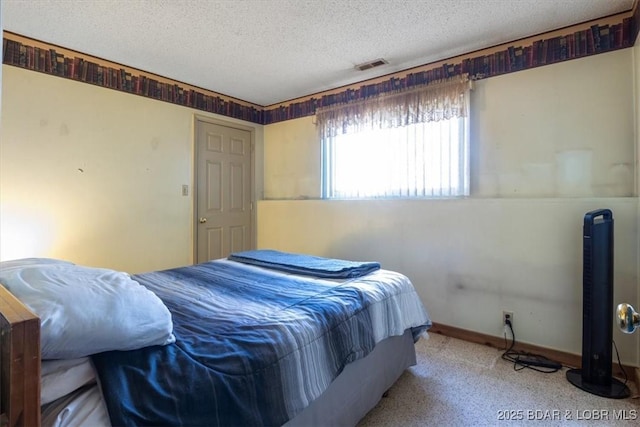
[0,285,40,427]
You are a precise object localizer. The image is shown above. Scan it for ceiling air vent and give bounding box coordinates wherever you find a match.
[355,58,388,71]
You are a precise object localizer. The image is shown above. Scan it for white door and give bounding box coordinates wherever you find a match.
[195,120,253,263]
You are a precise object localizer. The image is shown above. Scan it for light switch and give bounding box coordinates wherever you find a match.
[182,185,189,196]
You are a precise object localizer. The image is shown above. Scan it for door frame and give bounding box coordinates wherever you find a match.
[192,115,257,263]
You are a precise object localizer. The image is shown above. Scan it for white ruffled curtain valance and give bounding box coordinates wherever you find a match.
[315,74,471,137]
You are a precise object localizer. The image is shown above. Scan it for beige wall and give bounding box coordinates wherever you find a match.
[264,117,321,199]
[1,40,638,364]
[473,50,634,198]
[259,48,640,364]
[0,65,264,273]
[264,50,635,200]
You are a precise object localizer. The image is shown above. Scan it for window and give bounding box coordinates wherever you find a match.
[317,76,470,199]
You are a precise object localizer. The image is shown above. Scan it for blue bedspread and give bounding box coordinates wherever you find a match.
[91,259,430,426]
[228,249,380,278]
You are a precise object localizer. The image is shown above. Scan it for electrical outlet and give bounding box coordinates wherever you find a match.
[503,310,513,326]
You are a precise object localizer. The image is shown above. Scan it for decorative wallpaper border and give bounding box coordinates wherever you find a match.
[2,33,264,125]
[263,14,637,124]
[2,9,637,126]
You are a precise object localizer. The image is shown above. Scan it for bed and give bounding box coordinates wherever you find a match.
[0,250,431,427]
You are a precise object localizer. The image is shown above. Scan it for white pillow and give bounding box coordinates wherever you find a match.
[0,261,175,359]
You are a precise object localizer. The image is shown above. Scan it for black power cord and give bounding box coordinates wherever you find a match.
[611,339,630,396]
[501,318,563,373]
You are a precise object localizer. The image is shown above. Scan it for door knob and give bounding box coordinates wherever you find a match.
[199,217,207,223]
[617,303,639,334]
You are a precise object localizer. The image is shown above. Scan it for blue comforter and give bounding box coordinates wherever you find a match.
[228,249,381,278]
[91,259,430,426]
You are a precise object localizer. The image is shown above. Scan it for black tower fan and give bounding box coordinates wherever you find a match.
[566,209,630,398]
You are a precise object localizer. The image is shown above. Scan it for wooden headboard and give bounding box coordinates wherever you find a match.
[0,285,40,427]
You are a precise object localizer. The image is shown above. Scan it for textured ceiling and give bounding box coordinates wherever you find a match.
[2,0,635,106]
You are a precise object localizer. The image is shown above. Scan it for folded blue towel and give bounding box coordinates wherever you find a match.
[228,249,380,279]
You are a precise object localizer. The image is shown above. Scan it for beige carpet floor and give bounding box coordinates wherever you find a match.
[358,333,640,426]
